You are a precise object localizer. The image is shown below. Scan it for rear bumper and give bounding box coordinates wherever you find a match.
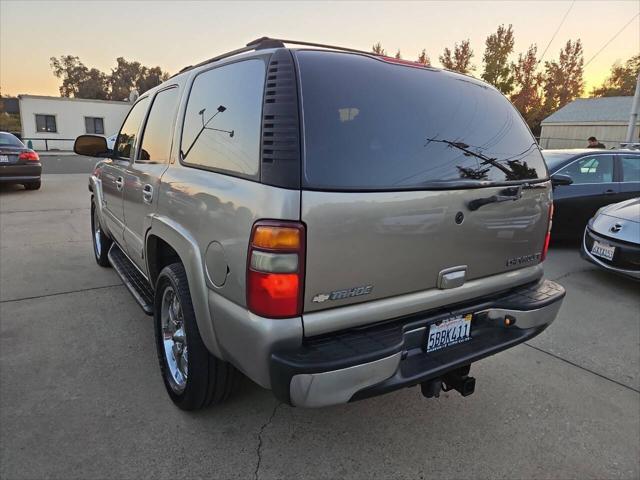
[0,163,42,182]
[581,227,640,280]
[270,279,565,407]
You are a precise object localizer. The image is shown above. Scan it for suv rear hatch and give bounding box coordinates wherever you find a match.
[295,50,551,322]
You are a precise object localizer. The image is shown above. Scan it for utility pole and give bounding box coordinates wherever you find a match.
[626,73,640,143]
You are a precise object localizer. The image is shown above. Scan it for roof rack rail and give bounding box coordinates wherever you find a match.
[170,36,376,78]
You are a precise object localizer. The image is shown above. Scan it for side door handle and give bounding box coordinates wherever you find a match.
[604,189,615,195]
[142,184,153,204]
[115,176,124,191]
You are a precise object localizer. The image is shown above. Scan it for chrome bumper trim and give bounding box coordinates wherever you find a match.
[289,297,563,408]
[290,353,402,408]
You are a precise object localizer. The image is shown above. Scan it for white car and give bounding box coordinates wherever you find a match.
[581,198,640,280]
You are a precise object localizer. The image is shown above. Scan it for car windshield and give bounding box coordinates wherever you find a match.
[296,50,547,191]
[542,151,576,172]
[0,132,24,147]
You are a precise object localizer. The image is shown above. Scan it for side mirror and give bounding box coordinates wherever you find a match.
[74,135,110,157]
[551,174,573,186]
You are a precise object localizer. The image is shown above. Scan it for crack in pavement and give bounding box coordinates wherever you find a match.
[550,268,594,282]
[1,283,124,304]
[254,402,283,480]
[524,343,640,393]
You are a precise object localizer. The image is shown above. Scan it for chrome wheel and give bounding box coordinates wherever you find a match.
[93,208,102,257]
[160,286,188,393]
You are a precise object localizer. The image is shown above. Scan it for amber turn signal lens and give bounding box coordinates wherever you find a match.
[252,226,301,250]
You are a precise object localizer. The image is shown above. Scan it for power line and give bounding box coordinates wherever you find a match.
[538,0,575,65]
[584,13,640,68]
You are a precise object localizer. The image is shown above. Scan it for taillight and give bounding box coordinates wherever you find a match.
[247,220,305,318]
[19,150,39,161]
[541,203,554,262]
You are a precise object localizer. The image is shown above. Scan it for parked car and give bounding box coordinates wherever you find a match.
[0,132,41,190]
[74,37,565,410]
[581,198,640,279]
[543,149,640,239]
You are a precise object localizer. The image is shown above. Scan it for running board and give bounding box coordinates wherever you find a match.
[108,244,154,315]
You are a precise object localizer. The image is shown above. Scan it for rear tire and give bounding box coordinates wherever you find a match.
[154,262,236,410]
[91,201,112,267]
[24,181,41,190]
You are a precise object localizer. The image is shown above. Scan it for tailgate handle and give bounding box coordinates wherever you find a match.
[438,266,467,290]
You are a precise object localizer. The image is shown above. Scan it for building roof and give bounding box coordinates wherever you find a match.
[541,96,635,124]
[17,94,131,105]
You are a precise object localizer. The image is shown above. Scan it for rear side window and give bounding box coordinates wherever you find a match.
[115,97,150,160]
[557,155,614,184]
[180,59,265,178]
[621,155,640,182]
[297,51,546,190]
[138,88,179,163]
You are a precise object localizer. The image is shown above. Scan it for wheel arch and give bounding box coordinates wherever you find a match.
[146,216,223,358]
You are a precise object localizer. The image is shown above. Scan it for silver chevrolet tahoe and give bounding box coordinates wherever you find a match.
[74,37,565,410]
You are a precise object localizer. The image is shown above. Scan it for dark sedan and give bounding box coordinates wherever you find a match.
[0,132,42,190]
[543,149,640,239]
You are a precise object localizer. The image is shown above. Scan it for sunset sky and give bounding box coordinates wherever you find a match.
[1,0,638,98]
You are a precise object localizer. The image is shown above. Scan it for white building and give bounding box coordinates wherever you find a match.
[539,96,640,149]
[18,95,132,151]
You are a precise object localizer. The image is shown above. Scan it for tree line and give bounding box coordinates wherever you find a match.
[49,55,170,101]
[372,26,640,135]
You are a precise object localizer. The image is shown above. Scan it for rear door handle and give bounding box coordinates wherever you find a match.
[604,189,615,195]
[142,184,153,204]
[115,176,124,191]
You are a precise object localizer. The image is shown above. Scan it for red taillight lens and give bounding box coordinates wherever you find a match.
[541,203,554,262]
[247,221,305,318]
[18,150,39,161]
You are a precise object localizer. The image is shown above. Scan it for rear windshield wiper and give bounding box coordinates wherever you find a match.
[467,185,524,211]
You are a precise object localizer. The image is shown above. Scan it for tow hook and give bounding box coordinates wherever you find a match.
[420,366,476,398]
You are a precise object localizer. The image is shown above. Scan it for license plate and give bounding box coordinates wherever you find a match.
[426,313,472,352]
[591,240,615,261]
[0,155,8,163]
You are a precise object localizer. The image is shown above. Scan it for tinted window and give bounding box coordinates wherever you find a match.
[621,155,640,182]
[542,151,576,171]
[85,117,104,135]
[114,97,150,160]
[138,88,179,163]
[180,60,265,177]
[0,132,24,147]
[297,51,546,190]
[35,114,56,133]
[557,155,614,184]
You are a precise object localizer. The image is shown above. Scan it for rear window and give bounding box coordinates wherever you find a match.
[297,51,547,190]
[0,132,24,147]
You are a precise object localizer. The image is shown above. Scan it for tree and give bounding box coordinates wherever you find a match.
[439,39,474,74]
[50,55,168,101]
[394,49,402,59]
[541,39,584,118]
[50,55,109,99]
[591,55,640,97]
[372,42,386,56]
[417,49,431,66]
[510,44,544,132]
[481,24,515,94]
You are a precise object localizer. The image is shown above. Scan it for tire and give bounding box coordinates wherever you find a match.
[154,262,236,410]
[91,201,112,267]
[24,181,41,190]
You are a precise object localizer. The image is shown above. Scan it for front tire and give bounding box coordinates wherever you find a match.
[91,201,112,267]
[154,262,236,410]
[24,181,41,190]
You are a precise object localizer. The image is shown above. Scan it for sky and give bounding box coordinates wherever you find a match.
[1,0,638,97]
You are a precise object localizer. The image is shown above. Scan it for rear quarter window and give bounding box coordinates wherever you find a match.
[180,59,265,179]
[296,51,547,190]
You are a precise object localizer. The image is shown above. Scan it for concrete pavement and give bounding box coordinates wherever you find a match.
[0,170,638,480]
